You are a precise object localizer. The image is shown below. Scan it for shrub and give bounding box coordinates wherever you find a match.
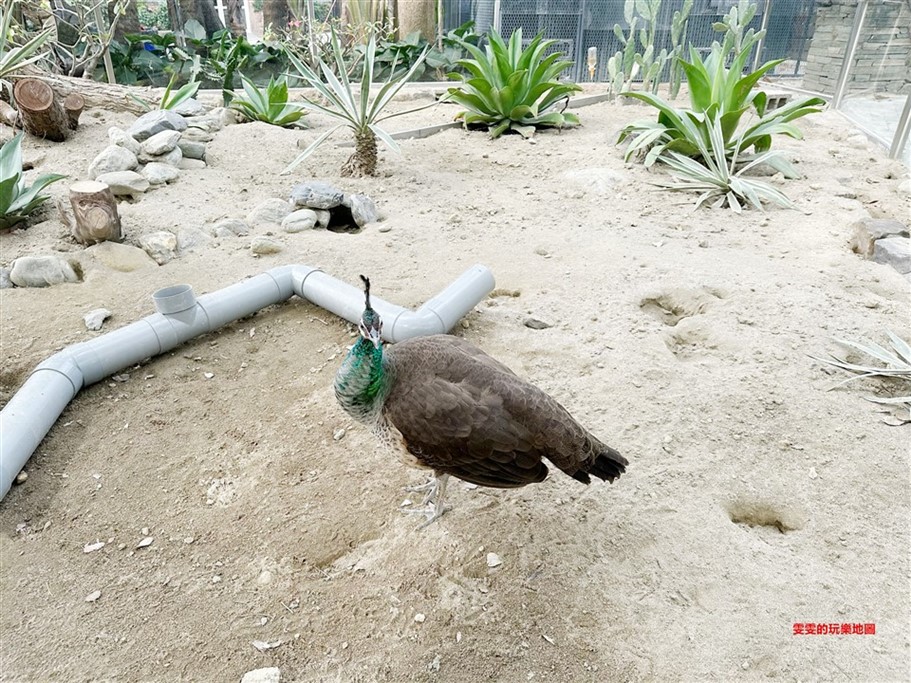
[230,74,306,127]
[1,133,66,231]
[446,28,581,139]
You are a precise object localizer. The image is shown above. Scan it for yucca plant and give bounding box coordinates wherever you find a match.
[130,71,201,112]
[656,112,793,212]
[1,0,54,98]
[230,74,306,127]
[1,133,66,231]
[446,28,582,139]
[283,28,433,177]
[810,331,911,423]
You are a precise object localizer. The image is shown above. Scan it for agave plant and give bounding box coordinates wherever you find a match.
[1,133,66,231]
[283,28,433,177]
[230,74,306,127]
[446,28,582,139]
[656,112,793,212]
[618,0,824,175]
[1,0,54,98]
[810,330,911,424]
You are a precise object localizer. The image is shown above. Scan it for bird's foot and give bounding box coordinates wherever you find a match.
[401,474,450,528]
[402,502,449,528]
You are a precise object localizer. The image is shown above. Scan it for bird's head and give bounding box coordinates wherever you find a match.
[358,275,383,349]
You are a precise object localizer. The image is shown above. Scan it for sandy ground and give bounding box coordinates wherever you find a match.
[1,88,909,682]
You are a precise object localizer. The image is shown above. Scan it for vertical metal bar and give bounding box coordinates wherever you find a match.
[832,0,868,108]
[889,93,911,160]
[575,0,587,82]
[493,0,502,33]
[752,0,773,72]
[92,3,117,84]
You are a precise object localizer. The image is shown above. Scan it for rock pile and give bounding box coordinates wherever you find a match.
[850,217,911,280]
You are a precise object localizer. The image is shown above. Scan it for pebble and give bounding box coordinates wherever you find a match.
[85,590,102,602]
[184,536,194,544]
[177,158,206,170]
[83,541,105,553]
[524,318,552,330]
[139,231,178,265]
[14,471,28,484]
[377,225,391,233]
[240,667,281,683]
[486,552,502,568]
[136,536,154,548]
[809,467,818,480]
[251,237,283,255]
[83,308,112,331]
[414,613,426,623]
[333,428,346,441]
[204,372,214,379]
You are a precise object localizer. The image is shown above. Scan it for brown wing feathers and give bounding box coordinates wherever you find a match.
[383,336,628,489]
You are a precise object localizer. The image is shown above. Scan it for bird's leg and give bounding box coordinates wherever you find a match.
[402,474,450,527]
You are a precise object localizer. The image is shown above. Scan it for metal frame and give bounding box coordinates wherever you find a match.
[831,0,868,109]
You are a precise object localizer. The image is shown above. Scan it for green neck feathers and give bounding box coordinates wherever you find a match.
[334,336,389,422]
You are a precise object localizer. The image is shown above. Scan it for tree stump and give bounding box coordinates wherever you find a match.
[13,79,71,142]
[64,94,85,130]
[69,181,122,245]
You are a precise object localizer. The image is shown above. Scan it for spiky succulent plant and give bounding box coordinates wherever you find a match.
[1,133,66,231]
[446,28,582,139]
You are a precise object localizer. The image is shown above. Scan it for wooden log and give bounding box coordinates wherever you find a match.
[0,101,20,128]
[64,93,85,130]
[13,79,70,142]
[16,66,148,115]
[69,180,122,245]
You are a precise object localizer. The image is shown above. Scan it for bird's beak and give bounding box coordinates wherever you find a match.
[368,328,382,349]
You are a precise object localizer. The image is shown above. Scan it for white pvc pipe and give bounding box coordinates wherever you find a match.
[0,264,495,501]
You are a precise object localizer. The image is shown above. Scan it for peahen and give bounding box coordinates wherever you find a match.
[334,276,628,525]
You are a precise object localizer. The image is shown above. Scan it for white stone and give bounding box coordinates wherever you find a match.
[0,267,12,289]
[141,162,180,185]
[128,109,188,141]
[84,308,112,331]
[240,667,281,683]
[486,552,502,568]
[141,129,182,156]
[291,181,344,209]
[140,231,179,265]
[94,171,149,197]
[342,193,379,227]
[251,237,283,255]
[10,255,80,287]
[177,227,212,252]
[314,209,331,229]
[210,218,250,237]
[282,209,318,233]
[108,127,142,155]
[89,145,138,179]
[873,236,911,274]
[81,241,156,272]
[178,158,206,170]
[247,198,293,228]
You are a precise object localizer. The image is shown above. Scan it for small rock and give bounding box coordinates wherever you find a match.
[89,145,139,179]
[14,470,27,484]
[414,613,426,623]
[83,308,112,331]
[141,162,180,185]
[182,128,214,143]
[210,218,250,237]
[257,570,273,585]
[177,227,212,252]
[204,372,214,379]
[177,158,206,170]
[251,639,281,652]
[83,541,105,553]
[10,255,80,288]
[251,237,283,255]
[343,193,379,227]
[872,236,911,274]
[94,171,149,198]
[108,126,142,155]
[136,536,154,548]
[156,146,183,167]
[177,138,207,161]
[524,318,552,330]
[139,231,179,265]
[290,181,344,209]
[0,267,12,289]
[184,536,194,544]
[212,575,222,583]
[81,241,156,272]
[141,129,182,156]
[809,467,818,480]
[377,225,391,233]
[128,109,188,141]
[333,428,346,441]
[171,98,207,117]
[240,667,281,683]
[850,218,909,258]
[282,208,318,233]
[486,552,502,568]
[85,590,102,603]
[314,209,331,229]
[247,198,293,228]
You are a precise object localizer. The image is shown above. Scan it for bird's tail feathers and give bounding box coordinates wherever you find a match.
[572,445,627,484]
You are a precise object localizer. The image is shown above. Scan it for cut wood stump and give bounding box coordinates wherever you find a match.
[13,78,71,142]
[64,93,85,130]
[69,181,122,245]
